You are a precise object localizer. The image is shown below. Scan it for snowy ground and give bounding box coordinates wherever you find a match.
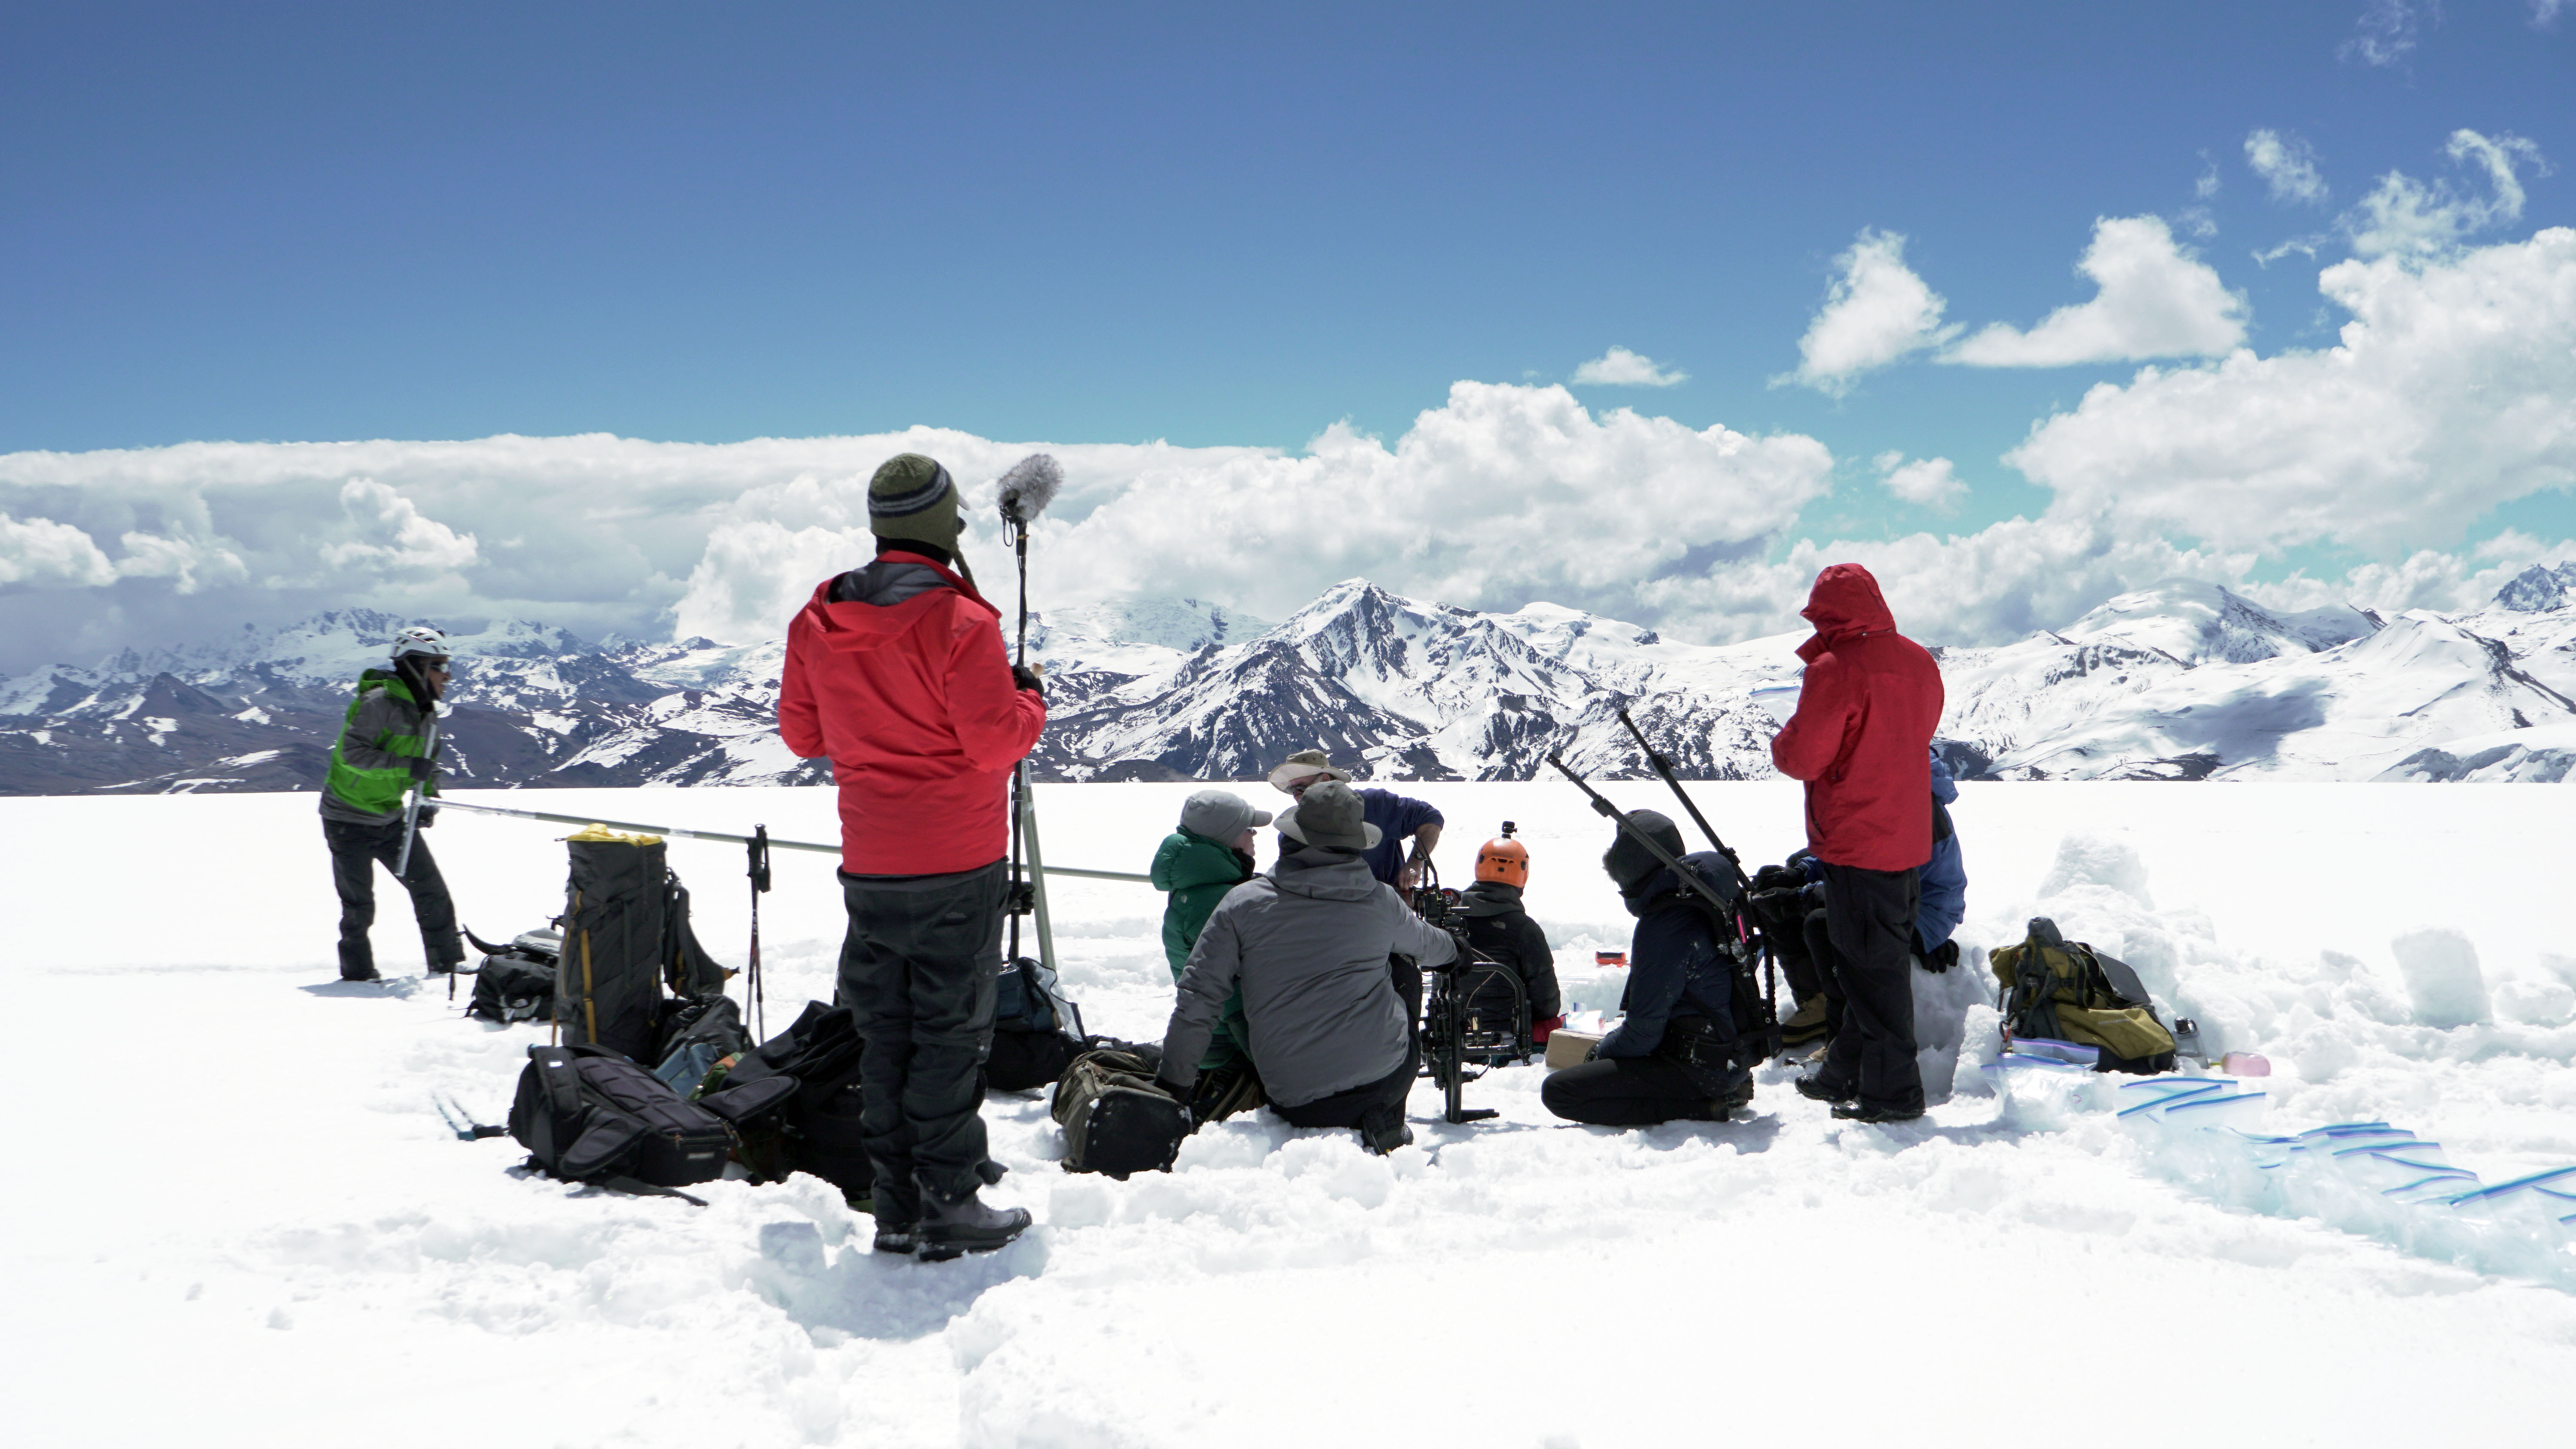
[8,780,2575,1447]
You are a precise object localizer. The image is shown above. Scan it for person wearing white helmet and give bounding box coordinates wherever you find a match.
[317,625,465,981]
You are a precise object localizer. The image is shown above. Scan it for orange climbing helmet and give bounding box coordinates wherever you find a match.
[1474,822,1530,887]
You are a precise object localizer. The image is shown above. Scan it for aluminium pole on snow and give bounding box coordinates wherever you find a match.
[426,799,1151,882]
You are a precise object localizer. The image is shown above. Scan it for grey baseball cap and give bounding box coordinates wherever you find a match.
[1180,788,1271,841]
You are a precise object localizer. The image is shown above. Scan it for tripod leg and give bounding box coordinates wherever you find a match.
[1018,762,1058,977]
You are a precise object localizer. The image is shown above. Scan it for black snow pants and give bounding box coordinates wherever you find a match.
[1541,1052,1719,1126]
[835,861,1007,1220]
[1799,906,1845,1040]
[324,817,464,979]
[1272,958,1422,1133]
[1812,862,1924,1116]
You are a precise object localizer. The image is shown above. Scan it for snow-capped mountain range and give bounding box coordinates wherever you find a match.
[8,564,2576,794]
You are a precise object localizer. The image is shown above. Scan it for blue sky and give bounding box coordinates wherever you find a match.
[1,2,2572,668]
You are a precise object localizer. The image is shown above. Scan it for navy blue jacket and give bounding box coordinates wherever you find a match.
[1917,752,1967,953]
[1598,852,1739,1060]
[1357,788,1443,887]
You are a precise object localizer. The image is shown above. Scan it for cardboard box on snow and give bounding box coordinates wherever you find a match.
[1544,1029,1602,1072]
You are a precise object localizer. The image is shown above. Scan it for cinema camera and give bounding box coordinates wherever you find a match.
[1407,860,1531,1125]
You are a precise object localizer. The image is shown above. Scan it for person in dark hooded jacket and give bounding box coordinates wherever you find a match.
[778,452,1048,1260]
[1770,563,1945,1123]
[1540,810,1754,1127]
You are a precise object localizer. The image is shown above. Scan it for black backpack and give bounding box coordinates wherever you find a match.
[722,1001,875,1204]
[557,834,735,1061]
[471,947,562,1024]
[507,1043,794,1204]
[987,955,1087,1091]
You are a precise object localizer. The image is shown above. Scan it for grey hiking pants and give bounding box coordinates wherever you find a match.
[835,861,1007,1212]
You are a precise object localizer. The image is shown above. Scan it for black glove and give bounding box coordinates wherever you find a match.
[406,755,435,781]
[1752,863,1805,892]
[416,806,437,828]
[1011,663,1044,697]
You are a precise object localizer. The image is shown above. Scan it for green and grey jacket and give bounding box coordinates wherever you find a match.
[319,668,440,825]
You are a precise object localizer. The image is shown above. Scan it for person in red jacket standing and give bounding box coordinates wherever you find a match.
[778,452,1048,1260]
[1769,563,1945,1124]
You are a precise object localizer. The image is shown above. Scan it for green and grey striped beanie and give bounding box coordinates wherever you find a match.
[868,453,962,550]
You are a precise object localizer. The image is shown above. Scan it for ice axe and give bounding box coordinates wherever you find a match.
[996,454,1064,975]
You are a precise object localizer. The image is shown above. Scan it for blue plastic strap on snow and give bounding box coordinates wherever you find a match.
[2163,1092,2266,1117]
[2117,1081,2227,1117]
[2443,1165,2576,1206]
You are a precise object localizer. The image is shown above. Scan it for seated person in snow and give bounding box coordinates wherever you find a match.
[1540,809,1756,1127]
[1753,747,1968,1050]
[1453,824,1565,1052]
[1151,788,1270,1116]
[1267,749,1443,890]
[1156,781,1460,1155]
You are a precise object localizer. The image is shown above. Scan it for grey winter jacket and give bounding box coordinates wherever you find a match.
[1160,844,1459,1108]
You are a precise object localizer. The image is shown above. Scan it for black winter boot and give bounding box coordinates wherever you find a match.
[1793,1072,1854,1104]
[1358,1103,1413,1156]
[871,1222,920,1255]
[1705,1073,1756,1121]
[915,1175,1031,1262]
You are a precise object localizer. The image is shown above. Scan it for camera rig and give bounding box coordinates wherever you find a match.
[1407,859,1531,1125]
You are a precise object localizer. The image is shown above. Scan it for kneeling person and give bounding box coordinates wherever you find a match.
[1156,781,1460,1154]
[1540,809,1753,1127]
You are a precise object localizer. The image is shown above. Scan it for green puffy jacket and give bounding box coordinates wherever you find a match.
[1152,827,1254,1070]
[320,669,440,824]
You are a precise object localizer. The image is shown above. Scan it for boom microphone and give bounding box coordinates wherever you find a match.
[996,453,1063,524]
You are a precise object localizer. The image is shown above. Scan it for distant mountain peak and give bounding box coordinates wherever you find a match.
[2495,562,2576,612]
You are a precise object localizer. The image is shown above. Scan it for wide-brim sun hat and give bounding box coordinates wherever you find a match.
[1274,781,1382,850]
[1266,748,1355,795]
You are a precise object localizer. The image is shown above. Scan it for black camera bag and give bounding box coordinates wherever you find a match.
[722,1002,874,1202]
[987,956,1086,1091]
[509,1043,793,1200]
[1051,1046,1193,1179]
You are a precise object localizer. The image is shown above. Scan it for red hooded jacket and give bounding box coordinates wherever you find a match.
[1769,564,1946,872]
[777,554,1047,876]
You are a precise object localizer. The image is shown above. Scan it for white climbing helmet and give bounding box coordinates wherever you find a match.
[391,624,451,662]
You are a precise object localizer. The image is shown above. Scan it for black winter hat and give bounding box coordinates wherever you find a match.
[1601,809,1685,895]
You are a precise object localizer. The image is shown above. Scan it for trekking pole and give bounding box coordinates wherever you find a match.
[746,825,771,1040]
[392,717,439,878]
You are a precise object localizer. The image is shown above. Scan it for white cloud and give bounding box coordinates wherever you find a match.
[1779,230,1956,395]
[2341,0,2430,67]
[1946,216,2248,367]
[1571,346,1687,388]
[1871,452,1968,511]
[313,479,481,576]
[2347,129,2546,258]
[2006,228,2576,555]
[0,513,117,587]
[2537,0,2568,27]
[2245,129,2330,205]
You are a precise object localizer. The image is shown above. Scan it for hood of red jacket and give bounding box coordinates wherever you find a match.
[1796,563,1897,661]
[794,559,996,654]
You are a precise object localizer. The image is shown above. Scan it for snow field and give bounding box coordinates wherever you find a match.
[6,781,2575,1447]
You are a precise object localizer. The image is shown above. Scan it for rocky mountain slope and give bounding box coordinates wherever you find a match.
[8,567,2576,794]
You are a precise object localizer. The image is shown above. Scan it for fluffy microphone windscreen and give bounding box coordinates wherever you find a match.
[996,454,1063,521]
